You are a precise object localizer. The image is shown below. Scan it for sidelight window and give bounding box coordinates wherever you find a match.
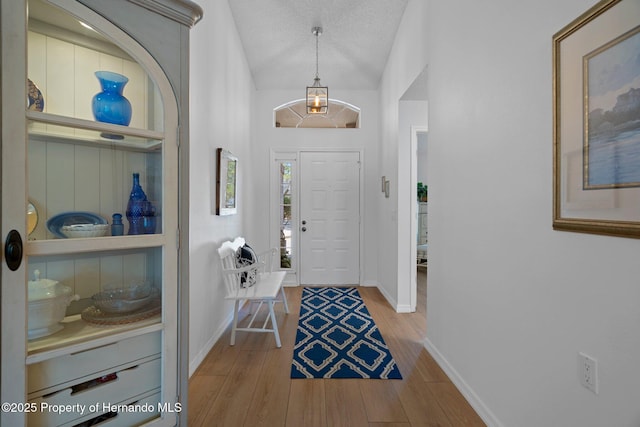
[279,161,294,269]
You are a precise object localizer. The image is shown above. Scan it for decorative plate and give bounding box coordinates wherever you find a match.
[27,201,38,235]
[27,79,44,112]
[46,211,108,239]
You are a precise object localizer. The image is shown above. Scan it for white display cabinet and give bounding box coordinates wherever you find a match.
[1,1,201,425]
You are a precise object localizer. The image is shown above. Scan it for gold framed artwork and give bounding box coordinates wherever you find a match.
[216,148,238,216]
[553,0,640,238]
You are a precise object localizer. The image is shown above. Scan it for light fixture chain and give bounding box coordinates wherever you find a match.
[307,26,327,115]
[315,31,319,79]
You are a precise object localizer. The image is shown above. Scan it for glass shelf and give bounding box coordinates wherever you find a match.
[28,111,163,151]
[26,316,163,364]
[26,234,166,256]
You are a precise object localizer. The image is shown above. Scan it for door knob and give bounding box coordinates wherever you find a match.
[4,229,23,271]
[301,227,307,232]
[302,220,307,225]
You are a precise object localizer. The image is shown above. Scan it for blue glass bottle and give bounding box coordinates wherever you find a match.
[126,173,148,235]
[143,202,157,234]
[111,213,124,236]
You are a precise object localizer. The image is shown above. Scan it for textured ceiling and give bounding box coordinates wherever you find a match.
[228,0,409,90]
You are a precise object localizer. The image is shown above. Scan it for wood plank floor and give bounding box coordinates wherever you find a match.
[188,270,486,426]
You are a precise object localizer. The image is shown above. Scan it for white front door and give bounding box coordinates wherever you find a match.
[299,151,360,285]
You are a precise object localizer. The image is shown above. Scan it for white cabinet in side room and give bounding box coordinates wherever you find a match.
[418,202,428,244]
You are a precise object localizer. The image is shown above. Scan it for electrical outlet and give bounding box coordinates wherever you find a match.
[579,352,598,394]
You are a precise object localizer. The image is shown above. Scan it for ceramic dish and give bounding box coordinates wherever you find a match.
[27,270,80,340]
[27,201,38,235]
[61,223,109,238]
[92,284,156,314]
[81,297,161,325]
[27,79,44,112]
[46,211,108,239]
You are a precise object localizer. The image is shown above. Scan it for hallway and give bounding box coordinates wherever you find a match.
[188,271,485,426]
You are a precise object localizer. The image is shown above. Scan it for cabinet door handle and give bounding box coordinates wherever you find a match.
[4,229,23,271]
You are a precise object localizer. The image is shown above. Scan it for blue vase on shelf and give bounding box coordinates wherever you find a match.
[92,71,132,127]
[126,173,151,235]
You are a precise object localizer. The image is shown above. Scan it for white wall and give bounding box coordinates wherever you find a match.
[424,1,640,426]
[249,90,381,286]
[188,0,255,375]
[378,0,429,309]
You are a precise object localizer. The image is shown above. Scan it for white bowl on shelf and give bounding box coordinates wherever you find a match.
[61,223,109,238]
[27,270,80,340]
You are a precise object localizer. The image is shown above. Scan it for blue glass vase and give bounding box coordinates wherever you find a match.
[92,71,132,126]
[126,173,149,235]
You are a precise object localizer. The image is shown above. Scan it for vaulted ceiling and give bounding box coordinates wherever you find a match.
[227,0,409,91]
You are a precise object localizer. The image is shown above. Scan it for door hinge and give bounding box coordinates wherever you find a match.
[176,228,181,251]
[176,126,180,147]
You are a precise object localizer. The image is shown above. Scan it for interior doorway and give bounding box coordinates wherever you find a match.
[410,126,428,309]
[398,65,428,313]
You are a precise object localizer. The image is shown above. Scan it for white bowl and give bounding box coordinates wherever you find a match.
[61,223,109,238]
[28,293,79,339]
[27,270,79,340]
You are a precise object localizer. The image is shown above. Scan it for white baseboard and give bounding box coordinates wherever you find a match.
[424,336,503,427]
[375,283,398,309]
[396,304,413,313]
[361,279,379,287]
[375,284,412,313]
[189,311,234,377]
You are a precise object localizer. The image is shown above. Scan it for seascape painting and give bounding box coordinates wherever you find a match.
[585,26,640,189]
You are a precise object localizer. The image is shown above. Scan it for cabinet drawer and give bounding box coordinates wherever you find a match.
[28,331,160,394]
[28,357,161,427]
[92,391,163,427]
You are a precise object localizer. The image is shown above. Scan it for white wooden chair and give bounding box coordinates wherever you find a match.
[217,237,289,347]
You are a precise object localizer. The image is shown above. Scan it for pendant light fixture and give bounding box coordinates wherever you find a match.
[306,26,328,114]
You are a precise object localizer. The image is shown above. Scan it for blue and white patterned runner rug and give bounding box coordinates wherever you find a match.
[291,287,402,379]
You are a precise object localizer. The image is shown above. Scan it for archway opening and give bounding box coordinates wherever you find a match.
[274,99,360,128]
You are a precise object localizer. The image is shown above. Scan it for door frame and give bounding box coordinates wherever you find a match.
[410,126,428,311]
[270,148,364,286]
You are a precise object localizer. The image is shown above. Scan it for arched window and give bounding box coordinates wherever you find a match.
[274,99,360,128]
